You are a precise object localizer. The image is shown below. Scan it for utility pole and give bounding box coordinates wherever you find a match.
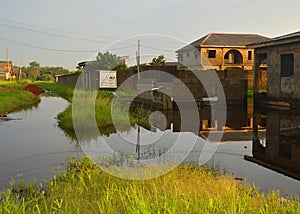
[136,40,141,79]
[19,61,23,81]
[6,47,11,80]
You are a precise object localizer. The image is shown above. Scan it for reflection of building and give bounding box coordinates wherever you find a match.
[249,31,300,108]
[177,33,269,71]
[143,104,253,142]
[245,109,300,180]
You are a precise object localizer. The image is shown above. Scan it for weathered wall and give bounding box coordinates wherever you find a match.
[255,42,300,107]
[55,73,80,85]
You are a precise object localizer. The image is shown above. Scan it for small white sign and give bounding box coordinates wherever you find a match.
[99,70,117,88]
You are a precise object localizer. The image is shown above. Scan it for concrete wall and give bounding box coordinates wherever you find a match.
[255,42,300,107]
[55,73,80,85]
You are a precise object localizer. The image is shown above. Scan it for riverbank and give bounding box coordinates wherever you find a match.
[1,157,299,213]
[37,82,148,137]
[1,81,299,213]
[0,81,40,115]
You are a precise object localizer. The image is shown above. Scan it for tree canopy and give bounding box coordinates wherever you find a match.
[150,55,166,66]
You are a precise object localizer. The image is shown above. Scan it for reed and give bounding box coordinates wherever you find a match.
[1,157,299,213]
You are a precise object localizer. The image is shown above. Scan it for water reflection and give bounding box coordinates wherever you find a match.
[246,108,300,181]
[0,96,81,189]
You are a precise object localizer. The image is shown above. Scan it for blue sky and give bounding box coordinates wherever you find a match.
[0,0,299,70]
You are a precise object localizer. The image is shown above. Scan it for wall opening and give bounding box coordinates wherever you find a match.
[224,50,243,64]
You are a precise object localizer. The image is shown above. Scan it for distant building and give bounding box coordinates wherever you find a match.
[176,33,269,71]
[248,31,300,108]
[0,60,12,80]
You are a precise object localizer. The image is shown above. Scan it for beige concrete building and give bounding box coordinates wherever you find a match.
[177,33,269,71]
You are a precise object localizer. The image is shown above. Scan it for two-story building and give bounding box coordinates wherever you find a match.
[176,33,269,71]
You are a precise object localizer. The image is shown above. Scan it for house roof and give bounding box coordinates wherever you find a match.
[247,31,300,48]
[177,33,269,51]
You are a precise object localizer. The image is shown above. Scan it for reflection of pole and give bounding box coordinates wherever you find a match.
[136,40,141,79]
[136,125,141,160]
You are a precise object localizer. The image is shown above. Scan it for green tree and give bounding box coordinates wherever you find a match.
[151,55,166,66]
[82,51,128,73]
[96,51,120,70]
[28,61,40,81]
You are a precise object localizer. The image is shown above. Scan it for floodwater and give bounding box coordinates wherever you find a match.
[0,96,299,197]
[0,96,81,189]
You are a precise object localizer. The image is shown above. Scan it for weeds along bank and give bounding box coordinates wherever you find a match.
[0,81,40,115]
[37,82,149,137]
[0,157,299,213]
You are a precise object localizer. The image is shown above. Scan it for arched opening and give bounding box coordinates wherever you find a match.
[224,50,243,65]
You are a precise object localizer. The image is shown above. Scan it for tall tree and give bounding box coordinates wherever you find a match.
[95,51,121,70]
[28,61,40,81]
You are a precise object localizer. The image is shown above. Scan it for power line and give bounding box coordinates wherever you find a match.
[0,36,137,53]
[0,17,184,49]
[0,17,121,40]
[0,22,113,44]
[141,45,176,53]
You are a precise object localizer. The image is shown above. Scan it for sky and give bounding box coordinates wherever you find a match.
[0,0,299,70]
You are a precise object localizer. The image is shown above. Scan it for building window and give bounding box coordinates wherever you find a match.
[208,50,216,58]
[248,51,252,60]
[281,53,294,77]
[186,52,190,57]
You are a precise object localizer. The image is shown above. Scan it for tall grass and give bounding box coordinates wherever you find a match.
[36,81,74,102]
[0,80,31,90]
[37,82,149,138]
[0,157,299,213]
[0,81,40,115]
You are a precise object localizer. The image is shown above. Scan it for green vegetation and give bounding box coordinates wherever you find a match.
[151,55,166,66]
[248,90,267,98]
[0,81,40,115]
[36,81,74,102]
[0,157,299,213]
[11,61,71,82]
[37,82,148,137]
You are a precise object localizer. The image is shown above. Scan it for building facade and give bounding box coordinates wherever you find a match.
[0,61,12,80]
[177,33,269,71]
[249,31,300,108]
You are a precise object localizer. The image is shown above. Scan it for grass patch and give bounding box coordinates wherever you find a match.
[36,81,74,102]
[1,157,299,213]
[37,82,149,138]
[0,81,40,115]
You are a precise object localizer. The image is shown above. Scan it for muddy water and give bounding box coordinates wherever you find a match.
[0,96,81,189]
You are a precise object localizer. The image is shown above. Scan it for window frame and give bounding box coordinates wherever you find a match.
[208,50,216,58]
[280,53,294,77]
